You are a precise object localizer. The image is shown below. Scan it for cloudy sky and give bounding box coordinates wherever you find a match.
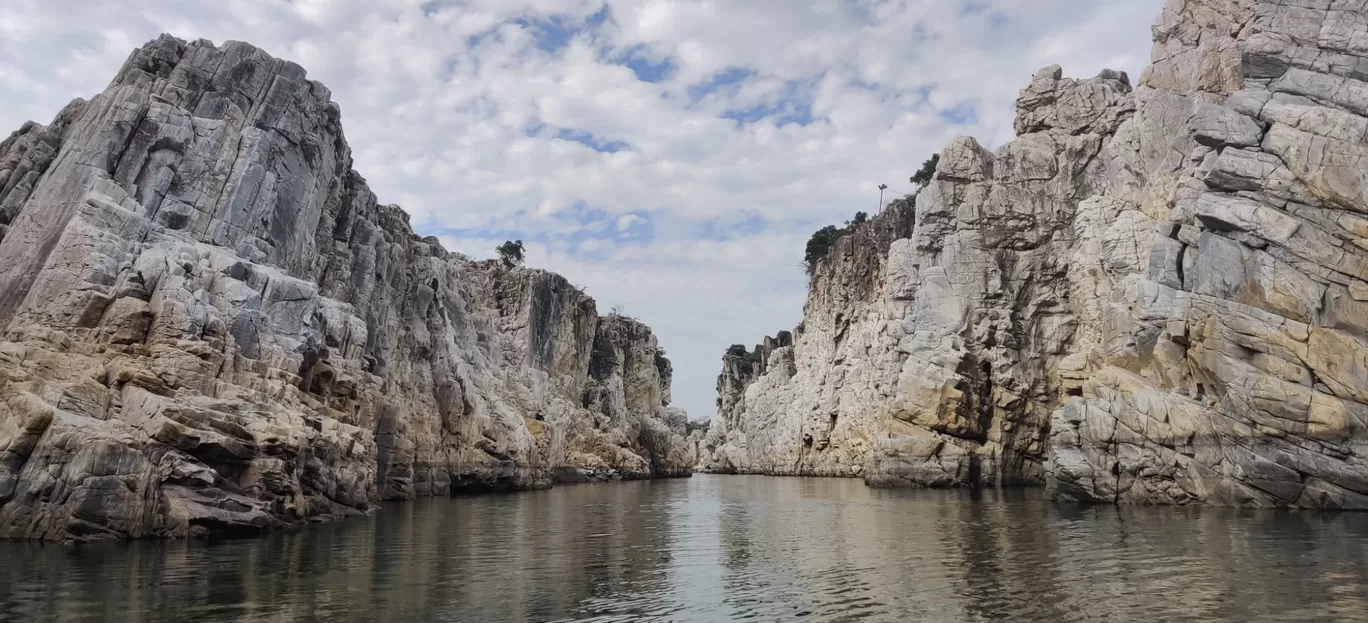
[0,0,1163,421]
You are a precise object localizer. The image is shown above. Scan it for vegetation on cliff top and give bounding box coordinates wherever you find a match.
[802,211,868,275]
[801,153,937,276]
[497,240,525,267]
[910,153,940,188]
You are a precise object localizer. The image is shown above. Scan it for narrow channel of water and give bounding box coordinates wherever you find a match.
[3,475,1367,622]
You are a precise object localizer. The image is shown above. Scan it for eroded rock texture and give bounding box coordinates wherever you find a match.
[703,0,1368,508]
[0,36,692,541]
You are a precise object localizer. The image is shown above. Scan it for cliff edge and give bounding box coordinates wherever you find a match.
[0,36,693,541]
[702,0,1368,509]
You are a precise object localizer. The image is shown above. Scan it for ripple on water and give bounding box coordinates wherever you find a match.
[4,476,1368,622]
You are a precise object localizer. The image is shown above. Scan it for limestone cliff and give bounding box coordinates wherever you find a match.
[0,36,693,541]
[702,0,1368,508]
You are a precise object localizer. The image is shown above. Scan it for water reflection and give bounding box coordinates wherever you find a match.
[3,475,1368,622]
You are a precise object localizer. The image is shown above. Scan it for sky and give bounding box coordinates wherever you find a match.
[0,0,1164,423]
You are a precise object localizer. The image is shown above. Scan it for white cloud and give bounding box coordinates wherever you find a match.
[0,0,1164,422]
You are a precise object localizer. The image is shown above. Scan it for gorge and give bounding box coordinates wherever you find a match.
[7,1,1368,620]
[3,0,1368,552]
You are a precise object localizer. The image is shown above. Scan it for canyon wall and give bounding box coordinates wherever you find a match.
[0,36,693,541]
[702,0,1368,508]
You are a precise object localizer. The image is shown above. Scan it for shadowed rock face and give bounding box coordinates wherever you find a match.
[702,0,1368,509]
[0,35,692,542]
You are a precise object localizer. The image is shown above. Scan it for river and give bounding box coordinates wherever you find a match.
[3,475,1367,622]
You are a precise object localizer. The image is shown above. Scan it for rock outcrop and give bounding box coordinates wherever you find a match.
[0,36,693,541]
[702,0,1368,508]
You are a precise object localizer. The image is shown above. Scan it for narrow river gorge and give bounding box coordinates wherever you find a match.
[5,0,1368,621]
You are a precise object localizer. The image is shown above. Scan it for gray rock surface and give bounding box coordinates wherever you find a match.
[702,0,1368,508]
[0,36,692,541]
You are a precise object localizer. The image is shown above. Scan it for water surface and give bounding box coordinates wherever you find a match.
[3,475,1368,622]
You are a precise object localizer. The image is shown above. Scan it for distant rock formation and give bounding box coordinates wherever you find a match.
[0,35,692,541]
[701,0,1368,508]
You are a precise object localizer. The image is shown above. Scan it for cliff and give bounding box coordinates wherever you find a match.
[702,0,1368,508]
[0,36,693,541]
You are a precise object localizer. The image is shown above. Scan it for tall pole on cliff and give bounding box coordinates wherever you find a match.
[878,184,887,213]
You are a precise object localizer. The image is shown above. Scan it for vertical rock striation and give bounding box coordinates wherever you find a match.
[703,200,917,479]
[703,0,1368,508]
[0,36,692,541]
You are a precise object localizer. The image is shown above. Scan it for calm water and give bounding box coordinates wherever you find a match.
[3,475,1368,622]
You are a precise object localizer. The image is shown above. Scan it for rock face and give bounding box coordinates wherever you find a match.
[703,0,1368,508]
[0,36,693,541]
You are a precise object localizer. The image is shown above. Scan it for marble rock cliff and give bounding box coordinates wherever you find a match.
[702,0,1368,508]
[0,36,693,541]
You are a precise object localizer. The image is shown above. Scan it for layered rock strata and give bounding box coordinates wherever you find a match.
[703,0,1368,508]
[0,36,692,541]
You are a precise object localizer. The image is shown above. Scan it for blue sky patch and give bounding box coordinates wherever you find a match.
[427,204,655,257]
[721,80,820,127]
[722,101,818,127]
[938,103,979,125]
[697,213,768,241]
[512,6,610,53]
[514,15,577,52]
[960,1,993,15]
[555,128,630,153]
[689,67,754,102]
[550,203,656,247]
[585,5,611,28]
[525,120,631,153]
[616,45,676,83]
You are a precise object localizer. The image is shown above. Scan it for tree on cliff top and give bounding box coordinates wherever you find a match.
[802,211,871,276]
[803,154,936,278]
[803,225,844,275]
[911,153,940,188]
[497,240,525,268]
